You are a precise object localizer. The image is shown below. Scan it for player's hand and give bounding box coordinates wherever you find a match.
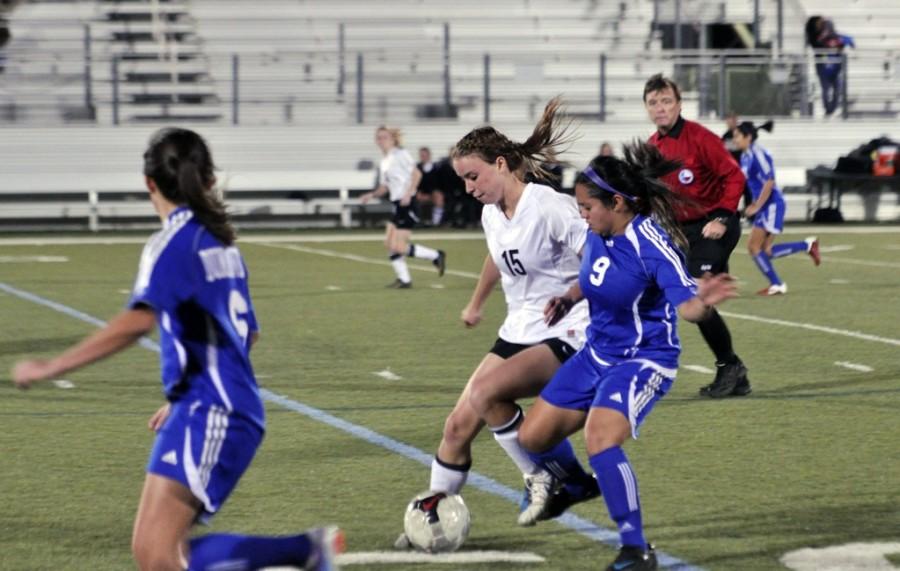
[696,273,738,307]
[461,305,482,328]
[148,403,171,432]
[544,296,574,326]
[744,204,759,217]
[11,359,54,390]
[701,219,726,240]
[360,192,373,205]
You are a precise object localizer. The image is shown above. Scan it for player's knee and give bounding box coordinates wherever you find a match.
[748,242,760,255]
[466,377,496,416]
[517,422,551,454]
[584,425,628,456]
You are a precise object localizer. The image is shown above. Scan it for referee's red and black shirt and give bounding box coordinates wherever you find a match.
[648,116,746,223]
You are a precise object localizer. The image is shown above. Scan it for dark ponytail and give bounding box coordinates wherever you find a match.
[575,140,689,250]
[735,120,774,142]
[452,96,575,182]
[143,127,235,245]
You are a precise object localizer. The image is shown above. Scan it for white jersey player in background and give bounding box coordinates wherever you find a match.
[397,100,601,549]
[361,126,446,288]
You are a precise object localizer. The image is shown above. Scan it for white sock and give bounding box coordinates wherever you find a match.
[432,207,444,225]
[494,428,540,476]
[409,243,439,261]
[430,458,468,494]
[390,256,411,283]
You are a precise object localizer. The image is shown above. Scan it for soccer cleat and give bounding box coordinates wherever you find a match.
[700,359,750,398]
[538,475,602,521]
[517,470,560,526]
[433,250,447,277]
[806,237,821,266]
[386,279,412,289]
[606,544,658,571]
[393,532,412,550]
[757,283,788,296]
[306,526,345,571]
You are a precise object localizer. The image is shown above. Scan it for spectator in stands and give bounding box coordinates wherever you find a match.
[11,127,344,571]
[0,18,9,75]
[805,16,855,117]
[360,126,446,288]
[436,148,482,228]
[599,142,615,157]
[416,146,445,226]
[643,73,751,399]
[518,143,738,571]
[733,120,821,296]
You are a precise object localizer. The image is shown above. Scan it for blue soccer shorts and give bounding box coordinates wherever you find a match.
[540,347,676,438]
[753,198,786,234]
[147,399,263,521]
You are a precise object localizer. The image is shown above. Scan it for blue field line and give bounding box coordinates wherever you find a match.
[2,281,704,571]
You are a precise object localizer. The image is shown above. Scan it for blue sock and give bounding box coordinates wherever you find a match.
[528,438,593,488]
[771,241,807,259]
[590,447,646,549]
[752,251,783,285]
[188,532,313,571]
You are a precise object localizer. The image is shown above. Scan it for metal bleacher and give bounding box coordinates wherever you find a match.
[0,0,897,229]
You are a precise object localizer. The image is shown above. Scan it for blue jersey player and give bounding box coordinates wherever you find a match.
[516,143,737,571]
[734,121,821,296]
[12,128,344,571]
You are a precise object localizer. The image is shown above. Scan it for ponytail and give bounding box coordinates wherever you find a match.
[576,141,689,251]
[452,96,576,182]
[143,128,235,245]
[736,120,774,142]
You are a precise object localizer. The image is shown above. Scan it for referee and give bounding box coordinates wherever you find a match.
[644,73,751,398]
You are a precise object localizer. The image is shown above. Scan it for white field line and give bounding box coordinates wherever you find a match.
[731,249,900,269]
[682,365,715,374]
[0,255,69,263]
[817,245,854,253]
[834,361,874,373]
[373,369,403,381]
[252,243,900,349]
[265,550,546,567]
[255,242,482,280]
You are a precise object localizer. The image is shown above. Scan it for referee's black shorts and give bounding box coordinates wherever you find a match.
[681,213,741,277]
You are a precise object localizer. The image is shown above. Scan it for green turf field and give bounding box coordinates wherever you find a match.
[1,227,898,571]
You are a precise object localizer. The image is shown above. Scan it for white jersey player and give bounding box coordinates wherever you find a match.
[396,100,601,552]
[361,126,446,288]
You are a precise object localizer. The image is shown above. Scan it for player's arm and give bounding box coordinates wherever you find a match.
[401,167,422,206]
[544,282,584,326]
[700,131,746,239]
[461,254,501,328]
[744,178,774,217]
[360,184,389,204]
[12,307,156,389]
[677,273,737,322]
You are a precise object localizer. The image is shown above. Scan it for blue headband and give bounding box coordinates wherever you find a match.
[581,166,638,202]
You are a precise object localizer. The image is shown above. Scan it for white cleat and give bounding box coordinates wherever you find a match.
[757,283,788,296]
[517,470,560,526]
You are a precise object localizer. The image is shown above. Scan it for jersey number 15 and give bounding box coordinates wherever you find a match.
[501,249,527,276]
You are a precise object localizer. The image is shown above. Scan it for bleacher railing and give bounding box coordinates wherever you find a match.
[0,24,896,125]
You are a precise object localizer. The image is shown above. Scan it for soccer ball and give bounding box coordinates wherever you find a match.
[403,491,470,553]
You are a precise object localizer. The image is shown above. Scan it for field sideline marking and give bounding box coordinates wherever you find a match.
[0,281,705,571]
[252,244,900,349]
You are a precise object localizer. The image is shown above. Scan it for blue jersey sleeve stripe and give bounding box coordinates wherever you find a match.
[638,220,695,288]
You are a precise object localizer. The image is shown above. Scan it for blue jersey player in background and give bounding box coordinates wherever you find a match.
[733,121,821,296]
[515,143,738,571]
[12,128,344,571]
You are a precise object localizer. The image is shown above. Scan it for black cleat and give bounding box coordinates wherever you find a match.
[700,360,750,398]
[386,279,412,289]
[606,544,657,571]
[434,250,446,277]
[539,476,602,521]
